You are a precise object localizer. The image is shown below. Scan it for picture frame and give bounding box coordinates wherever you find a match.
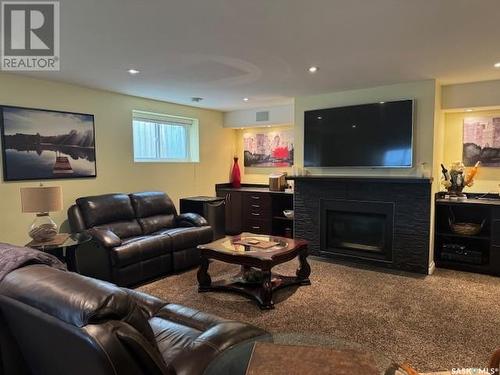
[463,116,500,167]
[243,129,294,167]
[0,105,97,181]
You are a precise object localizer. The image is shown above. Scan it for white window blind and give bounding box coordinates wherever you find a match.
[132,111,199,162]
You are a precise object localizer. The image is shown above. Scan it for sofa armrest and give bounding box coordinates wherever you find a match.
[167,320,271,375]
[176,213,208,227]
[151,303,271,375]
[88,228,122,248]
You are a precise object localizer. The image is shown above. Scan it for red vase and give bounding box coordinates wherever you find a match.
[231,157,241,188]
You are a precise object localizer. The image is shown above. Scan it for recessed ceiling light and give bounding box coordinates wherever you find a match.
[379,101,385,104]
[465,109,473,112]
[308,66,319,73]
[243,97,249,102]
[494,62,500,68]
[127,69,140,75]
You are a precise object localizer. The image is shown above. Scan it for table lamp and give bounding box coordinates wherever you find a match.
[20,186,63,242]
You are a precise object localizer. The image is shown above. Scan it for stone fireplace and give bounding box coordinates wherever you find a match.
[291,176,432,274]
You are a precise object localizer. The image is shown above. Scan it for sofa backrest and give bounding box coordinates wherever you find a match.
[0,265,170,375]
[129,192,177,234]
[73,193,143,238]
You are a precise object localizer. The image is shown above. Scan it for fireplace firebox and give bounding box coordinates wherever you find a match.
[320,200,394,263]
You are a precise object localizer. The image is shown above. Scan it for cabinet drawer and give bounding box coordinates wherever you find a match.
[243,192,271,208]
[244,218,271,234]
[243,192,271,219]
[247,209,266,219]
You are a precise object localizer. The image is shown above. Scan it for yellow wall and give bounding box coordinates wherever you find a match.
[0,73,235,245]
[294,80,437,178]
[235,125,293,184]
[443,109,500,193]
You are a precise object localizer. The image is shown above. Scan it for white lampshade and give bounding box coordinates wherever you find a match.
[20,186,63,213]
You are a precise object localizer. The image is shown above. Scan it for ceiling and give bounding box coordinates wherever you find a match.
[18,0,500,111]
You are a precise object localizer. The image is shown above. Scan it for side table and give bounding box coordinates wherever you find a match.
[26,232,92,272]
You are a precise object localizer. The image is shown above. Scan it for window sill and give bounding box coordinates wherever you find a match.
[134,159,199,163]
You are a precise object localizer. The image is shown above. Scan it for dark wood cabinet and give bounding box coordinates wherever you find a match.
[435,192,500,276]
[216,188,243,235]
[242,191,272,234]
[216,184,293,237]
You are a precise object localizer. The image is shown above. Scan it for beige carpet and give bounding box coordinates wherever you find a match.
[138,257,500,373]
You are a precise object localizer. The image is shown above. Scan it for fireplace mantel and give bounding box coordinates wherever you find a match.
[287,175,433,184]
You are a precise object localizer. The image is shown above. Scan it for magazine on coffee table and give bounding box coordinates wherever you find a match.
[233,238,279,249]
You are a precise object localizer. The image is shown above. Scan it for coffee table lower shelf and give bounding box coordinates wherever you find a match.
[198,269,311,310]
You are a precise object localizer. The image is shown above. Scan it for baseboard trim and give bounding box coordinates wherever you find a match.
[428,261,436,275]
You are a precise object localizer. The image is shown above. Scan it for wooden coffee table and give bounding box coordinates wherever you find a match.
[197,233,310,310]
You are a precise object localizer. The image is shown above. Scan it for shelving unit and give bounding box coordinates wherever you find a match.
[436,232,490,241]
[271,192,294,237]
[434,192,500,276]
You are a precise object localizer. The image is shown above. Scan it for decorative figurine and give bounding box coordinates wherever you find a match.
[441,161,480,196]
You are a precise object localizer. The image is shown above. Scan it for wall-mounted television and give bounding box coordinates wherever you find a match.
[304,99,414,168]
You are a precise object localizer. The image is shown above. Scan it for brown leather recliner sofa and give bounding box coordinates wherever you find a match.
[0,264,270,375]
[68,191,213,286]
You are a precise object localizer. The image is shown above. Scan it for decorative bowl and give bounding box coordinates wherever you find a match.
[449,222,482,236]
[283,210,294,219]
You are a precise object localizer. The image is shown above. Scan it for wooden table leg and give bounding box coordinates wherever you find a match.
[259,269,274,310]
[197,256,212,292]
[296,248,311,285]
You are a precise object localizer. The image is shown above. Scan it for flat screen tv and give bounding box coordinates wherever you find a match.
[304,100,414,168]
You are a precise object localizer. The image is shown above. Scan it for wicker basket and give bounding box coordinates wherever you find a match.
[448,216,485,236]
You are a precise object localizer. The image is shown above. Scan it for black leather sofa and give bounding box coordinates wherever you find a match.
[68,191,213,286]
[0,264,270,375]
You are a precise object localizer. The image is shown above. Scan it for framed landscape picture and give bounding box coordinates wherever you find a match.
[0,105,97,181]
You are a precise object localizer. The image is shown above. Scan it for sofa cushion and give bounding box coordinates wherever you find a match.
[138,215,177,235]
[111,235,172,268]
[130,192,177,234]
[154,227,213,251]
[130,192,177,218]
[94,220,143,239]
[76,193,136,228]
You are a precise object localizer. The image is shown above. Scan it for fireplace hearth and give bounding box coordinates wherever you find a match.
[290,176,432,274]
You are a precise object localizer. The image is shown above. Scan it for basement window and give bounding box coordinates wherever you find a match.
[132,110,199,162]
